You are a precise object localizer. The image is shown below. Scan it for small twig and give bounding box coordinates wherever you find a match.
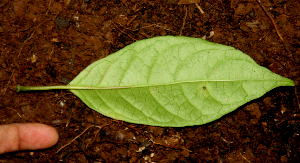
[257,0,283,41]
[86,122,112,149]
[132,23,175,32]
[149,136,192,152]
[112,22,137,42]
[272,56,286,69]
[3,68,15,95]
[256,0,291,55]
[56,125,101,153]
[240,152,251,163]
[45,0,52,15]
[259,31,271,41]
[24,12,60,44]
[0,1,9,9]
[195,3,204,14]
[295,87,300,110]
[179,5,188,36]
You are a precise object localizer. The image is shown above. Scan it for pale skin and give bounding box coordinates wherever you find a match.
[0,123,59,154]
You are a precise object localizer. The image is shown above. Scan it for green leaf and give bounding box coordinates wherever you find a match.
[18,36,295,127]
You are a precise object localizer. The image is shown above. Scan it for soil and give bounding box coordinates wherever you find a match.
[0,0,299,162]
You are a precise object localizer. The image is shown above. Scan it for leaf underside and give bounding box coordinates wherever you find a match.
[69,36,294,127]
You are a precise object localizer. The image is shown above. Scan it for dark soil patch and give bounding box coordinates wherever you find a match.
[1,0,299,162]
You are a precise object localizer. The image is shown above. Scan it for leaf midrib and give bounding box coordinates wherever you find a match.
[68,78,291,90]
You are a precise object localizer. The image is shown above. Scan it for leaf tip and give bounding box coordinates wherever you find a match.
[285,78,295,87]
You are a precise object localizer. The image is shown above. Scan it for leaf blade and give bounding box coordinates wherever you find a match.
[69,36,294,127]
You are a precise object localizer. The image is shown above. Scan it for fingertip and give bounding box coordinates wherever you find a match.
[0,123,59,154]
[18,123,59,150]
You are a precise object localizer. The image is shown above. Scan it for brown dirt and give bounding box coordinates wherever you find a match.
[0,0,299,162]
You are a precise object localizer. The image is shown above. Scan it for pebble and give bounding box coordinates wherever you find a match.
[55,17,70,29]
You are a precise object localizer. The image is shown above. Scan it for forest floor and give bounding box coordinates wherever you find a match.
[0,0,299,162]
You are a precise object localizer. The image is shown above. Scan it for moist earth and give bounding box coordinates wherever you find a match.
[0,0,299,162]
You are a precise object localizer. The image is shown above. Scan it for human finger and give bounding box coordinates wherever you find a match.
[0,123,59,154]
